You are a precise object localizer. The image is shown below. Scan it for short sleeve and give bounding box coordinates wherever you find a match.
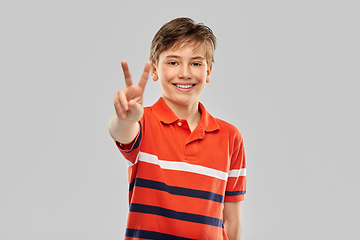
[224,134,246,202]
[115,121,143,165]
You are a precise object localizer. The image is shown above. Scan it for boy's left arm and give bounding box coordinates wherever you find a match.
[223,201,242,240]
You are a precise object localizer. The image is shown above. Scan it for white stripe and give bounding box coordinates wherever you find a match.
[126,159,133,166]
[138,152,228,181]
[125,153,140,167]
[228,168,246,177]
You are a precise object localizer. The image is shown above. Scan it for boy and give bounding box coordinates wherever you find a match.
[109,17,246,240]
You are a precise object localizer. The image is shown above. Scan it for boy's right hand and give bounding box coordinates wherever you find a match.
[114,60,151,123]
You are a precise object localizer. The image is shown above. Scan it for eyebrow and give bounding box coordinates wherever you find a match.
[165,55,205,60]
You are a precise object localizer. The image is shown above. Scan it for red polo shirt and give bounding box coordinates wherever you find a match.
[116,98,246,240]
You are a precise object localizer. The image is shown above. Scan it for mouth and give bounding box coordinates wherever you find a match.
[173,84,196,89]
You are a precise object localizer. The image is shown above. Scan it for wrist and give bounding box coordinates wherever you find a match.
[109,114,140,144]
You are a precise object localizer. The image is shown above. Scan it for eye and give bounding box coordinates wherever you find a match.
[192,62,202,66]
[168,61,178,65]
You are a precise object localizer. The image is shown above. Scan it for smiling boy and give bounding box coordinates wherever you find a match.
[109,17,246,240]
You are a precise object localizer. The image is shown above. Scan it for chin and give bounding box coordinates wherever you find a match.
[174,97,199,106]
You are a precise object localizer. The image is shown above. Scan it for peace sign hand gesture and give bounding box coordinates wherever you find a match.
[114,60,151,123]
[109,60,151,144]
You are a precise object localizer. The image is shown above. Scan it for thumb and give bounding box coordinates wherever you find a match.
[128,97,142,112]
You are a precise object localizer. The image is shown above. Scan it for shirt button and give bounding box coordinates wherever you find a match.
[177,122,182,127]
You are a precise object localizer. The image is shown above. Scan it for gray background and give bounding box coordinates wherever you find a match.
[1,0,359,239]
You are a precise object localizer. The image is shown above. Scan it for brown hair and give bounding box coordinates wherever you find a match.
[150,17,217,66]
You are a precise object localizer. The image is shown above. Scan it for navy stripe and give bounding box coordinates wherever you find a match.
[125,229,195,240]
[129,179,135,192]
[225,190,246,196]
[130,203,223,227]
[121,121,142,153]
[129,178,224,203]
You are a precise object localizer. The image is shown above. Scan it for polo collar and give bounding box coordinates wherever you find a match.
[150,98,220,132]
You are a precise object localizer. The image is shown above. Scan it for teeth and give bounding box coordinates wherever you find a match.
[175,84,194,89]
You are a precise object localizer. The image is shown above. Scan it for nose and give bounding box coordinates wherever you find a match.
[178,65,192,79]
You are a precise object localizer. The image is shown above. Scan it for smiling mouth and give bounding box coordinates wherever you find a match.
[174,84,195,89]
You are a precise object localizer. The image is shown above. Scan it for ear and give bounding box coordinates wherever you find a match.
[206,63,213,83]
[151,62,159,81]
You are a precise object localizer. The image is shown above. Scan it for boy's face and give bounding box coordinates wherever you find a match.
[151,43,212,108]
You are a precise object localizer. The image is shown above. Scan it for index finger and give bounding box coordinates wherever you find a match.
[121,60,133,87]
[137,61,151,90]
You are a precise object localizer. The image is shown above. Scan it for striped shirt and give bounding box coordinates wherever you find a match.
[116,98,246,239]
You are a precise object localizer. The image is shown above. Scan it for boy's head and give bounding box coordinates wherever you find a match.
[150,17,217,67]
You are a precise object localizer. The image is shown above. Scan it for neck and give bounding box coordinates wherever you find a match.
[162,97,201,131]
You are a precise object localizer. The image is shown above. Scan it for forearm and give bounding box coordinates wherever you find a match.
[108,114,139,144]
